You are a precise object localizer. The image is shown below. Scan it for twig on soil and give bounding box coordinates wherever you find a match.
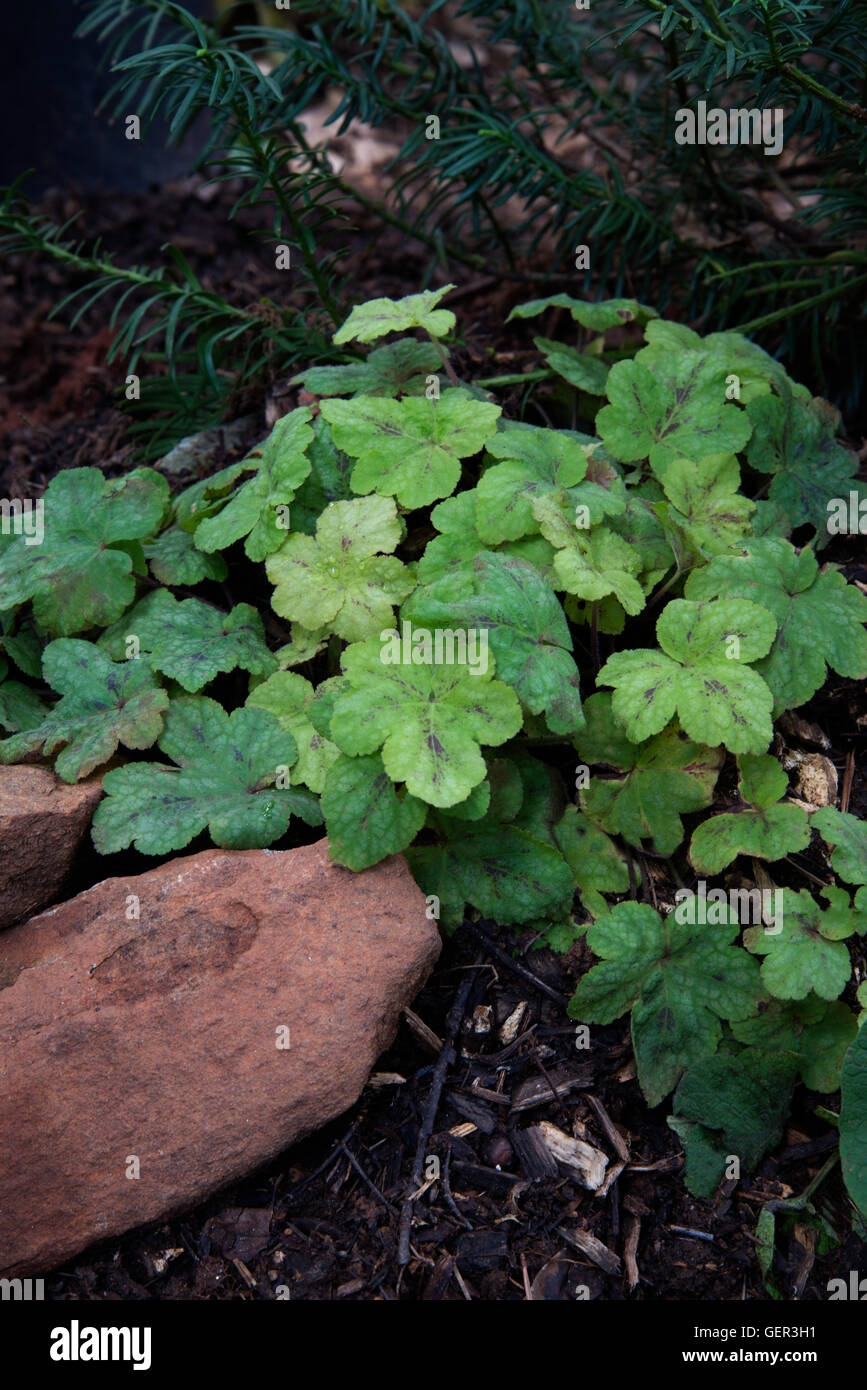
[624,1213,641,1291]
[669,1225,714,1242]
[534,1054,571,1123]
[840,749,855,814]
[461,921,570,1007]
[641,855,658,910]
[557,1225,622,1276]
[397,969,478,1267]
[441,1148,473,1230]
[402,1006,443,1055]
[585,1093,631,1164]
[339,1141,400,1216]
[283,1121,360,1206]
[781,855,830,889]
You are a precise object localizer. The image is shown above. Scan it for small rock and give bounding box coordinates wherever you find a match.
[0,765,102,929]
[0,839,439,1275]
[484,1134,514,1169]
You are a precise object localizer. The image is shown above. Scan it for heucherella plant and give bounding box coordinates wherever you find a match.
[1,288,865,1225]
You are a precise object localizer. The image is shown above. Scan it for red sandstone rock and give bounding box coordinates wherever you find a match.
[0,839,439,1275]
[0,765,103,929]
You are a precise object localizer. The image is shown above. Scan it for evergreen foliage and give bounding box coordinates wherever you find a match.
[1,0,865,447]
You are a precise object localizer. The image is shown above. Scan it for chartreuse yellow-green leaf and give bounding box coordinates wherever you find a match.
[658,452,754,557]
[685,537,867,712]
[689,753,809,874]
[597,598,776,753]
[329,637,523,807]
[670,1051,798,1198]
[568,900,763,1106]
[745,382,864,533]
[811,806,867,885]
[417,489,556,584]
[744,887,864,1001]
[0,680,47,735]
[637,319,787,402]
[404,551,584,736]
[732,995,858,1094]
[320,389,501,509]
[553,806,629,919]
[840,1026,867,1217]
[596,355,751,478]
[246,670,339,793]
[266,495,414,642]
[575,692,721,855]
[92,696,321,855]
[292,337,442,397]
[144,525,228,586]
[534,337,609,394]
[284,414,354,535]
[192,408,313,561]
[322,752,427,870]
[99,588,276,693]
[408,754,574,926]
[532,492,645,616]
[507,295,656,331]
[333,284,456,344]
[0,638,168,783]
[0,466,168,637]
[417,491,486,582]
[475,425,588,543]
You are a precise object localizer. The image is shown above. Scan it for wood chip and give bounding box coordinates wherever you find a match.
[335,1277,366,1298]
[529,1252,570,1301]
[511,1067,591,1112]
[782,750,838,807]
[449,1122,477,1139]
[623,1195,651,1217]
[669,1225,714,1242]
[230,1257,256,1288]
[629,1155,682,1174]
[470,1004,493,1034]
[778,711,831,751]
[598,1157,626,1197]
[402,1007,442,1054]
[456,1228,510,1270]
[584,1093,630,1162]
[511,1125,561,1180]
[557,1226,622,1276]
[468,1081,511,1106]
[499,1001,528,1044]
[451,1159,523,1194]
[623,1213,641,1291]
[446,1091,497,1134]
[368,1071,406,1087]
[535,1121,608,1191]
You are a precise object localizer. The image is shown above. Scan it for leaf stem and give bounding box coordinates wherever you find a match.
[427,332,460,389]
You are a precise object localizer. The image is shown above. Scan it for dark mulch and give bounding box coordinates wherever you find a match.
[41,918,866,1302]
[3,179,866,1302]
